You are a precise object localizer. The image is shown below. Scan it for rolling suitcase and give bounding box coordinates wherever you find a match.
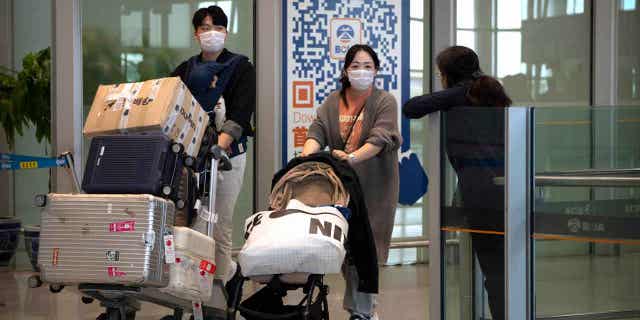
[38,194,175,287]
[82,135,185,203]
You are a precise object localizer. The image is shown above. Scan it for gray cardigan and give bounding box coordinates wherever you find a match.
[307,88,402,263]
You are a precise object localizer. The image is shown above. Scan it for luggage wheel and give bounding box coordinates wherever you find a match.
[161,185,172,196]
[82,296,95,304]
[34,194,47,207]
[171,143,184,154]
[28,275,43,288]
[49,284,64,293]
[176,199,186,209]
[184,156,195,168]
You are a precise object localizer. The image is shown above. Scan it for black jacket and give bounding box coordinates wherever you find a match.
[171,49,256,139]
[403,85,505,231]
[402,84,471,118]
[272,153,379,293]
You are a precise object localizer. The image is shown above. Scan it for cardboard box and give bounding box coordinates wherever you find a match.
[84,77,210,157]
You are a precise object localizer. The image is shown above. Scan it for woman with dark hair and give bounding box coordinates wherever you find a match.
[301,44,402,320]
[403,46,512,320]
[403,45,511,117]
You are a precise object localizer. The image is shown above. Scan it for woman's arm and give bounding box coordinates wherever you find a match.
[301,99,331,157]
[363,93,402,153]
[332,143,382,164]
[402,86,467,118]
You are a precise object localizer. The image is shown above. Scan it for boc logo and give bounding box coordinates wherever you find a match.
[337,25,354,43]
[330,18,362,60]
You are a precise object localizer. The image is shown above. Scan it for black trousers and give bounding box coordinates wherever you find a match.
[472,233,505,320]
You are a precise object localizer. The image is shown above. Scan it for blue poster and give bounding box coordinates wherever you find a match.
[283,0,427,205]
[282,0,409,158]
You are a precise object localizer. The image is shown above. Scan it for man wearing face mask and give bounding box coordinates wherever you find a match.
[171,5,255,306]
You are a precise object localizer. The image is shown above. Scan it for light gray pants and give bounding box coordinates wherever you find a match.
[212,153,246,281]
[193,153,246,282]
[342,262,377,318]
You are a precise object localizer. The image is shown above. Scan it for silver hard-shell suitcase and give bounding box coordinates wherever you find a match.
[38,194,175,287]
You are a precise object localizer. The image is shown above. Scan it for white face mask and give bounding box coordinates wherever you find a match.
[348,69,375,91]
[199,30,226,53]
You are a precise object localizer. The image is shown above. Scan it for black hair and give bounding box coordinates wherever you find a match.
[436,46,512,107]
[192,5,228,31]
[339,44,380,103]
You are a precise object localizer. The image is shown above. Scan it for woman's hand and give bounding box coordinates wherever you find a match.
[331,150,350,162]
[301,139,321,157]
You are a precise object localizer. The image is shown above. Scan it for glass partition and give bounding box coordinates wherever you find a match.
[440,107,506,320]
[435,105,640,319]
[532,106,640,319]
[387,0,431,266]
[617,0,640,106]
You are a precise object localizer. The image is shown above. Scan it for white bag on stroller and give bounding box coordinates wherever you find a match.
[238,199,348,277]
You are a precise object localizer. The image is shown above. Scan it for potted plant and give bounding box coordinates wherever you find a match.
[0,47,51,269]
[0,47,51,149]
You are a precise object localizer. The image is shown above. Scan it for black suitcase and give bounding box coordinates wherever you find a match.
[82,135,185,204]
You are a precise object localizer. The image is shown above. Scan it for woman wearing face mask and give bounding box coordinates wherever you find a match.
[301,44,401,320]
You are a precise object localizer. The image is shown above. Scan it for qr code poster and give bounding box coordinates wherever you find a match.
[283,0,409,162]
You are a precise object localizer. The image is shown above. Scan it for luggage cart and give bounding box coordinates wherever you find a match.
[37,146,231,320]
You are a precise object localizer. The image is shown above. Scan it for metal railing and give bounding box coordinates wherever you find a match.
[537,309,640,320]
[494,168,640,187]
[388,240,430,249]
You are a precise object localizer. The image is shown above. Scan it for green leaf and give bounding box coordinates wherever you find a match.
[0,47,51,149]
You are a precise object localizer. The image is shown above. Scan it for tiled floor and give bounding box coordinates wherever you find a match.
[0,264,430,320]
[3,252,640,320]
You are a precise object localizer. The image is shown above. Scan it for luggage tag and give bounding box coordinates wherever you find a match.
[196,201,218,224]
[164,234,176,264]
[198,259,215,293]
[192,301,203,320]
[198,270,213,294]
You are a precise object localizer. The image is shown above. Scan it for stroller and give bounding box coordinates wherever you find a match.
[227,160,353,320]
